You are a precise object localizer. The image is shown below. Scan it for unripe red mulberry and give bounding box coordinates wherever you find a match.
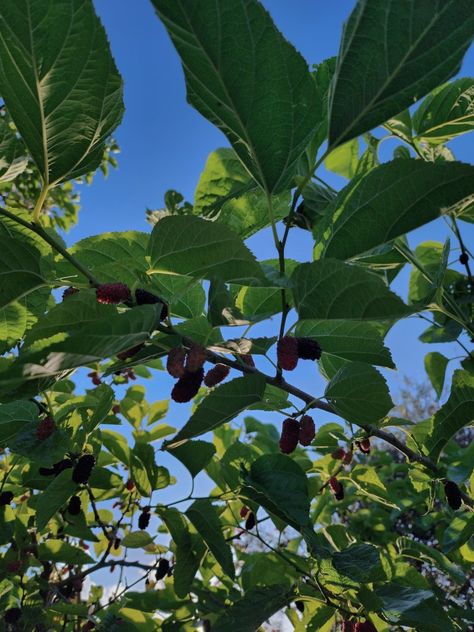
[68,496,81,516]
[171,368,204,403]
[245,512,256,530]
[125,478,134,491]
[0,491,13,506]
[459,252,469,265]
[297,337,322,361]
[239,506,249,519]
[357,438,371,454]
[331,447,345,460]
[36,416,56,440]
[279,418,300,454]
[72,455,95,484]
[138,511,151,530]
[166,347,186,378]
[329,476,344,501]
[186,344,207,372]
[277,336,298,371]
[444,480,462,510]
[342,622,355,632]
[354,621,377,632]
[299,415,315,446]
[87,371,102,386]
[96,283,131,305]
[155,558,170,581]
[241,353,255,367]
[204,364,230,387]
[4,608,21,624]
[62,286,79,301]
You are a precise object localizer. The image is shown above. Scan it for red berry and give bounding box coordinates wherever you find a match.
[186,344,207,372]
[355,622,377,632]
[239,506,249,519]
[204,364,230,387]
[96,283,131,305]
[240,353,255,367]
[328,477,344,501]
[444,481,462,510]
[279,418,300,454]
[166,347,186,378]
[62,286,79,301]
[171,368,204,403]
[299,415,315,446]
[125,479,134,491]
[331,447,345,460]
[245,512,256,530]
[36,416,56,440]
[296,337,322,361]
[87,371,102,386]
[112,404,121,415]
[277,336,298,371]
[357,438,371,454]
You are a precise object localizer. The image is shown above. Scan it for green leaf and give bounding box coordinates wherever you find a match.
[324,139,359,179]
[240,553,296,591]
[413,78,474,143]
[101,430,131,466]
[325,362,393,424]
[185,499,234,579]
[152,0,318,194]
[0,400,38,445]
[328,0,474,148]
[212,585,293,632]
[166,440,216,479]
[442,514,474,553]
[425,370,474,461]
[350,464,399,509]
[0,0,124,184]
[36,469,78,531]
[408,241,451,305]
[148,216,266,285]
[292,260,411,320]
[295,320,394,368]
[166,374,265,445]
[314,160,474,261]
[397,537,465,584]
[0,116,27,182]
[332,544,383,583]
[38,540,94,565]
[121,531,154,549]
[0,237,48,309]
[0,302,28,354]
[424,352,449,399]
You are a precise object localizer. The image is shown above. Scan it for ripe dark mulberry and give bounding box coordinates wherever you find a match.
[62,286,79,301]
[0,491,13,506]
[156,558,170,581]
[68,496,81,516]
[245,512,256,530]
[357,438,371,454]
[343,450,353,465]
[96,283,132,305]
[166,347,186,378]
[277,336,298,371]
[171,368,204,403]
[87,371,102,386]
[204,364,230,387]
[295,601,305,613]
[72,455,96,484]
[331,447,345,460]
[4,608,21,624]
[299,415,315,446]
[112,404,121,415]
[329,476,344,501]
[138,511,151,530]
[297,337,322,361]
[186,344,207,372]
[459,252,469,265]
[36,416,56,440]
[125,479,134,491]
[342,622,355,632]
[40,458,73,477]
[135,288,168,320]
[279,418,300,454]
[444,480,462,510]
[354,621,377,632]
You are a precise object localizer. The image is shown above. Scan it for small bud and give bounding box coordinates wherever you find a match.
[245,512,256,530]
[96,283,132,305]
[204,363,230,387]
[155,558,170,581]
[279,418,300,454]
[186,344,207,372]
[444,480,462,510]
[277,336,299,371]
[166,347,187,378]
[299,415,315,446]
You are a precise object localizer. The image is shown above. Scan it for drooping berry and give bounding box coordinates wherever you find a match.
[0,491,13,506]
[125,479,134,491]
[295,601,305,613]
[279,418,300,454]
[204,364,230,387]
[36,416,56,440]
[444,480,462,510]
[4,608,21,624]
[87,371,102,386]
[112,404,121,415]
[299,415,315,446]
[245,512,256,530]
[155,558,170,581]
[96,283,132,305]
[343,450,353,465]
[297,337,322,361]
[135,288,168,320]
[354,621,377,632]
[186,344,207,372]
[277,336,299,371]
[113,537,121,550]
[240,353,255,367]
[68,496,81,516]
[171,368,204,403]
[331,447,345,460]
[328,476,344,501]
[117,344,144,361]
[342,622,355,632]
[459,252,469,265]
[72,455,96,484]
[239,506,250,519]
[62,286,79,301]
[166,347,187,378]
[138,511,151,530]
[357,438,371,454]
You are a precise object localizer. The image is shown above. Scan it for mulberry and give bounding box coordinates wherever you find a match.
[155,558,170,581]
[36,416,56,440]
[68,496,81,516]
[138,511,151,530]
[329,476,344,501]
[4,608,21,624]
[245,512,256,530]
[117,343,144,361]
[279,418,300,454]
[40,458,73,477]
[241,353,255,367]
[135,288,168,320]
[444,480,462,510]
[87,371,102,386]
[277,336,298,371]
[355,622,377,632]
[342,622,355,632]
[62,286,79,301]
[0,491,13,506]
[186,344,207,372]
[6,560,22,574]
[171,368,204,403]
[295,601,305,613]
[112,404,121,415]
[125,479,134,491]
[331,447,345,460]
[297,337,322,361]
[459,252,469,265]
[113,537,121,550]
[166,347,186,378]
[239,506,250,519]
[204,364,230,387]
[72,455,96,484]
[357,438,371,454]
[96,283,131,305]
[299,415,315,446]
[342,450,353,465]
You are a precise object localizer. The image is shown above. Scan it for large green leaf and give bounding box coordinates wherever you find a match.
[148,216,266,285]
[291,260,411,320]
[397,537,465,584]
[152,0,318,194]
[325,362,393,425]
[314,160,474,261]
[36,469,78,531]
[332,544,383,583]
[166,440,216,479]
[425,370,474,461]
[0,116,27,182]
[442,514,474,553]
[0,302,28,354]
[0,0,123,184]
[0,400,38,445]
[413,78,474,143]
[328,0,474,148]
[295,320,394,368]
[38,540,94,565]
[424,352,449,399]
[0,237,48,309]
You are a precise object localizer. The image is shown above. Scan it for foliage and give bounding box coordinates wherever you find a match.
[0,0,473,630]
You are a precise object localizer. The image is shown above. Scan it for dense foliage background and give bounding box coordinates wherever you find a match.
[0,0,473,630]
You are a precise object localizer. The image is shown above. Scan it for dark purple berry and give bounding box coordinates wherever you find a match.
[67,496,81,516]
[329,477,344,501]
[279,418,300,454]
[171,368,204,403]
[459,252,469,265]
[277,336,298,371]
[444,480,462,510]
[186,344,207,372]
[135,288,168,320]
[96,283,132,305]
[72,455,95,484]
[0,491,13,506]
[155,558,170,581]
[297,337,322,361]
[245,512,256,530]
[138,511,150,530]
[166,347,187,378]
[299,415,315,446]
[4,608,21,624]
[204,364,230,387]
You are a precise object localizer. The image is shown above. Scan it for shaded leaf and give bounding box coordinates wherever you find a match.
[166,440,216,479]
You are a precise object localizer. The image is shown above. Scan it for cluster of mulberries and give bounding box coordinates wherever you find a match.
[62,286,79,301]
[135,288,168,320]
[0,491,13,506]
[96,283,132,305]
[444,480,462,510]
[155,558,170,581]
[277,336,322,371]
[329,476,344,501]
[68,496,82,516]
[167,345,210,403]
[204,364,230,387]
[171,368,205,403]
[356,438,371,454]
[279,415,316,453]
[39,458,73,477]
[138,507,151,530]
[36,416,56,440]
[72,455,96,484]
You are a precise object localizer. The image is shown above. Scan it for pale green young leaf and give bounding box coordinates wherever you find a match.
[324,139,359,179]
[121,532,154,549]
[424,352,449,398]
[38,540,94,565]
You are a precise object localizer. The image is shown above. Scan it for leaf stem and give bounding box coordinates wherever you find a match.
[32,184,49,223]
